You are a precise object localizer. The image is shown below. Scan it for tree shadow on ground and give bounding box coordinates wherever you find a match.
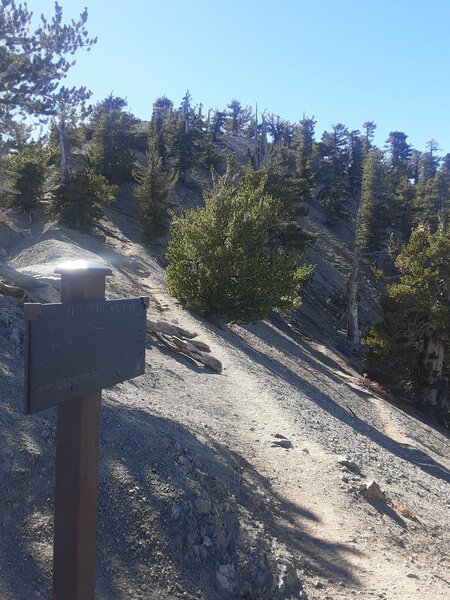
[0,348,56,600]
[366,500,407,529]
[95,402,363,599]
[219,318,450,486]
[0,360,362,600]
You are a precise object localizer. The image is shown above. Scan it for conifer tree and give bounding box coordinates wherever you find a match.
[386,131,412,185]
[90,95,139,184]
[180,90,193,134]
[347,149,387,344]
[384,175,415,239]
[295,117,316,177]
[167,111,204,184]
[0,141,49,211]
[362,121,377,155]
[316,124,350,215]
[436,154,450,226]
[167,163,315,322]
[0,1,95,192]
[364,224,450,416]
[266,114,293,146]
[348,130,365,199]
[50,158,116,231]
[413,143,447,228]
[294,116,316,201]
[134,126,177,239]
[226,100,252,135]
[0,2,95,134]
[151,96,174,162]
[360,149,389,253]
[211,110,226,141]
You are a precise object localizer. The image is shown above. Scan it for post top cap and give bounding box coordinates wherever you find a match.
[54,260,112,276]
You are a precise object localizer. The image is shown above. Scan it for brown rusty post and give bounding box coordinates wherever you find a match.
[52,260,112,600]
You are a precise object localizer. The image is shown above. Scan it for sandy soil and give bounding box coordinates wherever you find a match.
[0,203,449,600]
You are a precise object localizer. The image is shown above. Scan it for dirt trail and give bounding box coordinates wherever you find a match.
[104,214,449,599]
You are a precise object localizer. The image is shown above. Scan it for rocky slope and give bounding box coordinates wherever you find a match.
[0,200,449,600]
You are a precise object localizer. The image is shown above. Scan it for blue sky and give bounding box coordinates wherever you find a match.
[31,0,450,153]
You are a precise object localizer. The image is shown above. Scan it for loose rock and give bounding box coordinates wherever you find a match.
[360,480,386,501]
[337,455,361,474]
[271,438,293,449]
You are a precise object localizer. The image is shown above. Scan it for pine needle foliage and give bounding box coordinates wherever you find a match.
[134,132,177,240]
[50,164,116,231]
[0,142,49,210]
[364,224,450,413]
[166,165,315,322]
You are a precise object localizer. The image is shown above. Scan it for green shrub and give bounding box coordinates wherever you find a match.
[0,142,49,211]
[167,167,314,322]
[50,166,116,231]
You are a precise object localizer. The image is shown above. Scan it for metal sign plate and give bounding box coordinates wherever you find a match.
[24,297,148,414]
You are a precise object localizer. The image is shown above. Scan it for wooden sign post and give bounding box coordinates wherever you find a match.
[23,260,148,600]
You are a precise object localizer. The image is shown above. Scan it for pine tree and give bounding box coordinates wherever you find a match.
[294,116,316,202]
[348,130,365,200]
[436,154,450,226]
[89,95,139,184]
[413,142,447,228]
[226,100,252,135]
[347,149,387,344]
[166,111,204,184]
[295,117,316,177]
[383,132,415,240]
[50,159,116,231]
[266,114,293,147]
[0,2,95,133]
[316,124,350,215]
[134,127,177,239]
[211,110,226,141]
[0,141,49,211]
[383,175,415,239]
[180,90,193,134]
[362,121,377,155]
[360,149,388,253]
[167,163,315,322]
[0,2,95,191]
[151,96,174,162]
[364,224,450,415]
[386,131,412,186]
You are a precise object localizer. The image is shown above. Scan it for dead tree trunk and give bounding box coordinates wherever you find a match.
[0,261,60,303]
[347,252,360,345]
[57,118,71,185]
[424,325,445,408]
[347,194,364,345]
[0,140,17,194]
[423,283,449,409]
[253,103,259,170]
[261,114,268,169]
